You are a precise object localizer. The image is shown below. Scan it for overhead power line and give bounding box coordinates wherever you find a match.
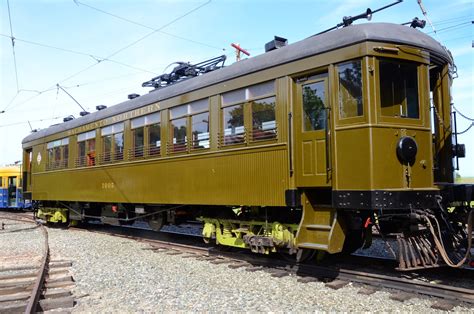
[0,33,157,75]
[427,21,471,34]
[6,0,19,92]
[73,0,224,51]
[58,0,213,85]
[0,116,62,128]
[3,1,212,113]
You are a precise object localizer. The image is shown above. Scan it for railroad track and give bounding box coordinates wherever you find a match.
[0,213,75,312]
[72,223,474,311]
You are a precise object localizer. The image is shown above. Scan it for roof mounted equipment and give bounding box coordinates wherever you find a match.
[401,17,426,29]
[142,55,226,90]
[315,0,403,35]
[265,36,288,52]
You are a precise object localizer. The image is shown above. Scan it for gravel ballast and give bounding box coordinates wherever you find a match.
[39,228,472,312]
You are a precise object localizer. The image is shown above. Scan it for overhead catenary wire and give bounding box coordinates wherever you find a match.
[0,116,63,128]
[73,0,225,51]
[0,33,158,75]
[2,0,212,113]
[427,21,472,34]
[58,0,213,85]
[6,0,19,92]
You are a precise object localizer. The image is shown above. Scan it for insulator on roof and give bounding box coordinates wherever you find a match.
[96,105,107,111]
[128,93,140,100]
[79,111,90,117]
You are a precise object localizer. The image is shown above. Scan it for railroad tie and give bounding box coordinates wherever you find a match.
[358,287,377,295]
[228,263,249,269]
[210,259,232,265]
[430,300,458,311]
[325,280,349,290]
[297,276,319,284]
[389,292,413,302]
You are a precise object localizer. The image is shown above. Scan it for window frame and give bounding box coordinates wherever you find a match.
[131,112,161,159]
[334,58,368,126]
[76,130,96,167]
[375,57,424,126]
[220,80,277,147]
[168,99,210,154]
[46,137,69,170]
[100,122,124,164]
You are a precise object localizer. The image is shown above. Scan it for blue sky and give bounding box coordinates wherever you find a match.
[1,0,472,176]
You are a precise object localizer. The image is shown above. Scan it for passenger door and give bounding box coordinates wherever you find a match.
[294,74,331,187]
[8,176,17,207]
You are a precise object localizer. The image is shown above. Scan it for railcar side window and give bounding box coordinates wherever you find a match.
[379,60,419,119]
[171,116,187,152]
[338,61,363,118]
[251,96,276,140]
[221,81,276,145]
[223,104,245,145]
[131,112,161,158]
[46,138,69,170]
[169,99,209,153]
[192,112,210,149]
[77,130,96,167]
[101,123,124,163]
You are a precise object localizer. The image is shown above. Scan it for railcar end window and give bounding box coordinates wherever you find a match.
[379,60,419,119]
[338,61,363,119]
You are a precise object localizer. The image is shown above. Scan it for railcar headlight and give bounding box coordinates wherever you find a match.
[396,136,418,164]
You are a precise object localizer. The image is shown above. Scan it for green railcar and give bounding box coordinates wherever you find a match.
[22,23,472,270]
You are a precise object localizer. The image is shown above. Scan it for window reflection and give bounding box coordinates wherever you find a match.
[338,61,363,118]
[223,104,245,145]
[172,117,187,152]
[251,96,276,140]
[192,112,210,149]
[302,81,326,131]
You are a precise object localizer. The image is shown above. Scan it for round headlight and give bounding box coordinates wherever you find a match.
[396,136,418,164]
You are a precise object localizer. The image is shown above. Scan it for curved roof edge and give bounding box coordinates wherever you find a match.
[23,23,449,144]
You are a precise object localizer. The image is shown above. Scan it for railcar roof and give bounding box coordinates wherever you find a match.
[23,22,450,144]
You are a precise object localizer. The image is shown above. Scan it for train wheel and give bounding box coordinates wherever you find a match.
[148,213,164,231]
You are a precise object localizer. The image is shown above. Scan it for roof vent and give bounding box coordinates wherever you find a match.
[265,36,288,52]
[79,111,90,117]
[128,93,140,100]
[63,115,74,122]
[96,105,107,111]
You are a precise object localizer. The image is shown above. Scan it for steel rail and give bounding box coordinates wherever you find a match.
[296,264,474,304]
[24,223,49,313]
[0,213,50,313]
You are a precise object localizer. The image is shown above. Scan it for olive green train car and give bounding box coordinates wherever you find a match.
[22,23,472,269]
